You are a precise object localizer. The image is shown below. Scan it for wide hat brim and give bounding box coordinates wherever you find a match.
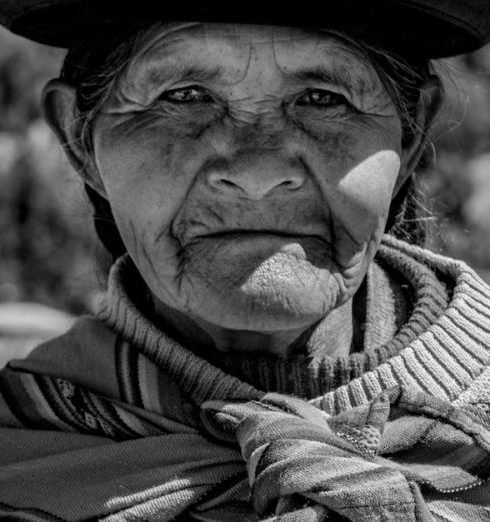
[0,0,489,57]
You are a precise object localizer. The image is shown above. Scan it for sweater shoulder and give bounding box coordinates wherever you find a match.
[382,236,490,302]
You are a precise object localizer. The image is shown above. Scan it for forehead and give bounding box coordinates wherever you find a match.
[126,22,378,84]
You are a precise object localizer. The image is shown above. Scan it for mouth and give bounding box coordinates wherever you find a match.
[195,230,327,242]
[191,231,331,262]
[185,230,333,269]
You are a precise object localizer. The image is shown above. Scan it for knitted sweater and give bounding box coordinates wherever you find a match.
[0,236,489,521]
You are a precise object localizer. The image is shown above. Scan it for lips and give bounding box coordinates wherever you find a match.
[196,230,321,240]
[192,230,330,249]
[173,217,331,247]
[183,230,333,269]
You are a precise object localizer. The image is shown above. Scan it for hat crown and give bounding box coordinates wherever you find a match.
[0,0,489,56]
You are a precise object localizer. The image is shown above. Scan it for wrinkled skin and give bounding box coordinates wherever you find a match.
[45,23,419,357]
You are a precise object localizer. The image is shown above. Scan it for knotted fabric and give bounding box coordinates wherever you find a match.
[0,237,490,520]
[0,360,489,520]
[199,387,490,521]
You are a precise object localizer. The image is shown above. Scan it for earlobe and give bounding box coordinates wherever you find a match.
[395,76,444,194]
[42,79,107,197]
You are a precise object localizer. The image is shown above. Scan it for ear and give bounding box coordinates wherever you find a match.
[394,76,443,195]
[42,79,107,198]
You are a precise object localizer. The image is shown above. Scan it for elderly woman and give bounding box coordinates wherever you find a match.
[0,1,489,520]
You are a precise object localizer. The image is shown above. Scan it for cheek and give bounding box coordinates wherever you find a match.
[337,149,401,222]
[93,118,209,246]
[329,150,400,266]
[304,122,402,266]
[311,122,402,227]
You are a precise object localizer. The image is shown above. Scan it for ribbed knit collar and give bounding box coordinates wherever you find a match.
[97,236,490,412]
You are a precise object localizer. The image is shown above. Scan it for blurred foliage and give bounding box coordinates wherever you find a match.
[0,27,488,314]
[424,46,490,281]
[0,27,100,313]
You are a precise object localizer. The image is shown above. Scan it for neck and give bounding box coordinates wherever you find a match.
[151,296,355,359]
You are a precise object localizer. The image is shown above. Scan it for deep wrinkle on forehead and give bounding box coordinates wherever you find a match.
[112,23,392,113]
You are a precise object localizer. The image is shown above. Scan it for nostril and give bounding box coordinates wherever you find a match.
[280,178,303,190]
[210,176,244,192]
[207,172,239,190]
[205,159,306,198]
[220,179,238,188]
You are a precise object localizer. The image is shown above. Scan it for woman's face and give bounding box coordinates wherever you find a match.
[92,23,404,332]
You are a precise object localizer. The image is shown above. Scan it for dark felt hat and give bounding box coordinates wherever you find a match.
[0,0,489,57]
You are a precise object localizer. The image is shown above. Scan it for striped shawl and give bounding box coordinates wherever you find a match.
[0,236,489,521]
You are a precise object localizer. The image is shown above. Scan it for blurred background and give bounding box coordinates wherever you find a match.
[0,27,489,363]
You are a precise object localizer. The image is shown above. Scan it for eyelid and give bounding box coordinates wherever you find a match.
[306,82,360,103]
[294,87,353,107]
[303,81,353,98]
[302,87,347,99]
[157,84,213,101]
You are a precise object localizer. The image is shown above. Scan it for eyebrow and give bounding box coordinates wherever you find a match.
[130,59,367,100]
[143,64,223,87]
[148,64,355,85]
[282,66,357,91]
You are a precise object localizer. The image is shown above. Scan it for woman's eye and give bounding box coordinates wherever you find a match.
[296,89,350,108]
[159,86,214,104]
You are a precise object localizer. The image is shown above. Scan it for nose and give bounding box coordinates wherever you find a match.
[206,151,306,200]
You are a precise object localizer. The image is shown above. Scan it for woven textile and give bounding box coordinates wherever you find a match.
[0,236,489,520]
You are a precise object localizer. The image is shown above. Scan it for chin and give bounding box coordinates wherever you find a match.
[181,267,342,332]
[174,241,364,331]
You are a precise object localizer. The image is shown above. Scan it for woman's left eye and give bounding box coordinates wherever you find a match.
[158,86,214,104]
[295,89,350,108]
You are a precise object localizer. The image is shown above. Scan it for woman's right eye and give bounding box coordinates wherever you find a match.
[158,86,214,104]
[295,88,351,109]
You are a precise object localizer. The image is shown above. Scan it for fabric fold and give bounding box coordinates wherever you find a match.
[0,236,489,520]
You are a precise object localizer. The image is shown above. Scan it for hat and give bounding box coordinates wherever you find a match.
[0,0,489,57]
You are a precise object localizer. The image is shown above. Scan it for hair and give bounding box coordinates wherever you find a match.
[59,22,443,262]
